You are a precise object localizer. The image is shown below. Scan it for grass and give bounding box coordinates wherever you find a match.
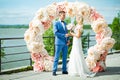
[0,66,33,74]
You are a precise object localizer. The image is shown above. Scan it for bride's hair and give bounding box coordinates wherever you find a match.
[76,15,83,25]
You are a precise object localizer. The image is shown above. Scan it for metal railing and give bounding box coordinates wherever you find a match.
[0,36,55,73]
[0,35,119,73]
[0,37,30,73]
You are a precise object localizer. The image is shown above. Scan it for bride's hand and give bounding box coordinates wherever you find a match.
[70,31,74,36]
[65,33,71,37]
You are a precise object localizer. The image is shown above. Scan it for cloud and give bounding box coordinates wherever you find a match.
[0,0,119,25]
[97,7,120,11]
[0,9,35,17]
[0,9,36,24]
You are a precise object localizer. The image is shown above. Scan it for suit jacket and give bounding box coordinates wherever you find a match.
[53,20,69,45]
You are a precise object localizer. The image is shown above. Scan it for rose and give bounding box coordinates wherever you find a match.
[77,2,91,19]
[27,42,44,53]
[66,2,77,17]
[100,37,115,50]
[91,18,107,33]
[90,8,103,22]
[101,27,112,38]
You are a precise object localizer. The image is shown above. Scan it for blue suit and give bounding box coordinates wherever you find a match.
[53,20,69,72]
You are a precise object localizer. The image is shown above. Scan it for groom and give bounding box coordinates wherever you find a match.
[52,11,70,76]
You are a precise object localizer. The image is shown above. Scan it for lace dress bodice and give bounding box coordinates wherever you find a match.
[72,24,83,45]
[74,24,83,34]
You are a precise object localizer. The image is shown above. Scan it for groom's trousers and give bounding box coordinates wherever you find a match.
[53,45,68,72]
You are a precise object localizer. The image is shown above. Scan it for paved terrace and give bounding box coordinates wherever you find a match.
[0,53,120,80]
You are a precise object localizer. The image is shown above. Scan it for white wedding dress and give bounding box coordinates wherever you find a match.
[68,25,95,77]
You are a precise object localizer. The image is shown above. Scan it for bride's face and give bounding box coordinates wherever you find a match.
[76,17,83,25]
[77,20,83,25]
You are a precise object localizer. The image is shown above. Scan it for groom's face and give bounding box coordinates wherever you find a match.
[59,11,66,20]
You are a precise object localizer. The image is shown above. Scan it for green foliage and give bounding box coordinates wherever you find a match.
[64,17,71,24]
[67,37,73,57]
[110,11,120,50]
[82,32,90,49]
[82,25,91,53]
[83,25,92,29]
[1,66,33,74]
[1,40,5,58]
[43,25,54,56]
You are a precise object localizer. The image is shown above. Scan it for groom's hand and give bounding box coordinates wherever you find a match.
[65,33,70,37]
[67,40,70,46]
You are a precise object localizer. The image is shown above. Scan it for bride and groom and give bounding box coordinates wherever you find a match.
[52,11,96,77]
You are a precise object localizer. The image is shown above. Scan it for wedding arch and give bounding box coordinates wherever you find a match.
[24,1,115,72]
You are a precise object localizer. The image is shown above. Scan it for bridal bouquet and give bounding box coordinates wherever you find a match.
[67,23,75,32]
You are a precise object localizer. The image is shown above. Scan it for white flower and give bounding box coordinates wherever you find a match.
[86,58,96,69]
[101,27,112,38]
[91,18,108,33]
[87,46,101,61]
[28,42,45,53]
[66,2,77,17]
[24,29,31,43]
[77,2,91,19]
[31,18,45,35]
[100,37,115,50]
[44,60,53,71]
[34,34,43,42]
[35,8,45,20]
[46,3,57,19]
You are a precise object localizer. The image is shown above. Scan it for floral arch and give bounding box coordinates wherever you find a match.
[24,1,115,72]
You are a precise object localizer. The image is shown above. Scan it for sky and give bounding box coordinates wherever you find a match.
[0,0,120,25]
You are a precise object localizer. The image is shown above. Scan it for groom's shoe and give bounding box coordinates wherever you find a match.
[52,72,57,76]
[62,71,68,74]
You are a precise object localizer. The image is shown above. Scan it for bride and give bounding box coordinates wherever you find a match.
[68,16,96,77]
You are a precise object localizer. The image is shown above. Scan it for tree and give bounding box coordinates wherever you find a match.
[110,11,120,50]
[43,25,54,56]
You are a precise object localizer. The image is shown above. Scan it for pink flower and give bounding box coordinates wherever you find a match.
[92,61,104,72]
[56,3,66,13]
[31,53,44,62]
[33,62,45,72]
[99,50,108,61]
[90,9,103,21]
[101,27,112,38]
[100,37,115,50]
[44,60,53,71]
[96,31,104,44]
[41,20,51,30]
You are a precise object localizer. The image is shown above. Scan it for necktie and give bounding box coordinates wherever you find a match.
[61,21,65,31]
